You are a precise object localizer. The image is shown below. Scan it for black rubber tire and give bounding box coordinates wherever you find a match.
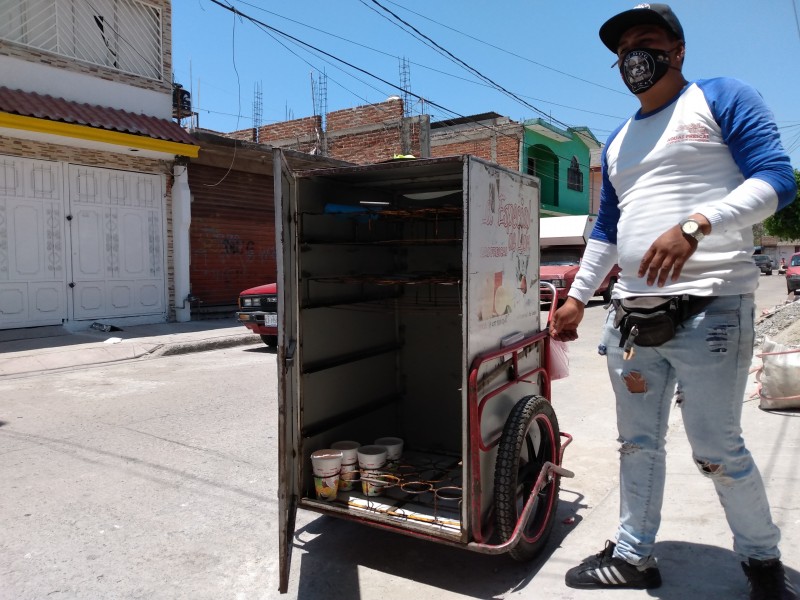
[602,278,617,304]
[260,334,278,347]
[494,395,561,561]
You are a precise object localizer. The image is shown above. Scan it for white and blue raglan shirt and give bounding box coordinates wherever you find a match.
[568,78,797,304]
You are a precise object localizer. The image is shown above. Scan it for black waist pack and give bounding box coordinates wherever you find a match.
[613,295,715,348]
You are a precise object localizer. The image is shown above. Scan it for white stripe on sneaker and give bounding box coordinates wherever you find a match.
[609,566,627,583]
[595,568,612,585]
[594,566,626,585]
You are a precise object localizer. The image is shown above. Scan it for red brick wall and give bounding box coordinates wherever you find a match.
[432,139,492,162]
[223,99,427,165]
[431,127,521,171]
[496,135,521,170]
[227,116,322,152]
[227,128,259,142]
[328,130,400,164]
[324,99,408,163]
[258,115,321,141]
[326,100,403,132]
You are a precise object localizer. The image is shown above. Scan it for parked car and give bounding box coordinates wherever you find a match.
[753,254,773,275]
[538,215,620,305]
[539,248,620,305]
[786,252,800,294]
[236,283,278,347]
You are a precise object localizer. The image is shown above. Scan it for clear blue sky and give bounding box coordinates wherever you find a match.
[172,0,800,167]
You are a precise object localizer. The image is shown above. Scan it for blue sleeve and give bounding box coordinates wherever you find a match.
[590,127,624,245]
[697,78,796,210]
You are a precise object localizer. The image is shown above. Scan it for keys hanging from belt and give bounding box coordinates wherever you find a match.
[623,325,639,360]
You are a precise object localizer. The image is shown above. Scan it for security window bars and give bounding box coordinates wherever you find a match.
[567,156,583,192]
[0,0,163,81]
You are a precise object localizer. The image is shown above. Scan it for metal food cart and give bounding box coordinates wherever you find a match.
[274,151,573,593]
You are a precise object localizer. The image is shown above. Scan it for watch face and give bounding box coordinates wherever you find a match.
[682,220,700,235]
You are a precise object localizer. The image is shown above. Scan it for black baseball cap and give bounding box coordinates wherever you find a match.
[599,3,685,53]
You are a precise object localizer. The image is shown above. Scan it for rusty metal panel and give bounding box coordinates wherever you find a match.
[188,165,277,308]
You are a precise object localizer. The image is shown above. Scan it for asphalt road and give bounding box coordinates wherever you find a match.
[0,276,794,600]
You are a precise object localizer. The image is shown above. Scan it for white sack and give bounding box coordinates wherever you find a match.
[756,338,800,410]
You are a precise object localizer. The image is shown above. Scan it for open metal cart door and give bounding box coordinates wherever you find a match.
[274,149,299,594]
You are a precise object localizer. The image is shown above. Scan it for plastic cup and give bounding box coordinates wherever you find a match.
[311,449,343,501]
[332,441,361,493]
[374,437,403,462]
[357,445,387,469]
[310,449,343,476]
[331,440,361,465]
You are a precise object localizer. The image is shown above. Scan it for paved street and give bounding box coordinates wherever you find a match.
[0,273,797,599]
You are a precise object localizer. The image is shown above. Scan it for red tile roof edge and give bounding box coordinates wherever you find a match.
[0,86,196,146]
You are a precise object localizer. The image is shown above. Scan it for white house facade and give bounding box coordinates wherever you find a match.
[0,0,198,331]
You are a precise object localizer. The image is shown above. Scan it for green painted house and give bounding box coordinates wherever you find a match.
[523,119,601,217]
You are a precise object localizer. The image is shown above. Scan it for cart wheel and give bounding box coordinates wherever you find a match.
[494,394,560,561]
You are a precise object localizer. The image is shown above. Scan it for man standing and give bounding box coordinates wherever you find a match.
[550,4,798,598]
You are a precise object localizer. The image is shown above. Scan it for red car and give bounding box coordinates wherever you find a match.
[539,247,620,305]
[236,283,278,347]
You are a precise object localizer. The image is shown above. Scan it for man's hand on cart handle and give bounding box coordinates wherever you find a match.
[550,297,585,342]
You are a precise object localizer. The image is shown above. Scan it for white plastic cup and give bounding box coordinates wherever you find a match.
[331,441,361,493]
[357,445,387,469]
[374,437,404,462]
[311,449,343,501]
[331,440,361,465]
[310,449,343,477]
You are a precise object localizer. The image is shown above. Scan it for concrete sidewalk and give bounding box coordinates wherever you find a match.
[0,320,260,378]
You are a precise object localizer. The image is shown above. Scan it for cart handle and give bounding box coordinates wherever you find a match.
[541,281,559,329]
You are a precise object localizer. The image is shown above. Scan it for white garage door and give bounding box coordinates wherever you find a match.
[68,164,165,321]
[0,157,67,329]
[0,156,166,330]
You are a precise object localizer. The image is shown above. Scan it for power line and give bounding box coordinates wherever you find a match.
[362,0,598,149]
[792,0,800,42]
[221,0,625,122]
[380,0,628,97]
[208,1,452,118]
[205,1,597,177]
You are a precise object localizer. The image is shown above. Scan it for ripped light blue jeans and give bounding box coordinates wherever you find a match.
[600,293,781,564]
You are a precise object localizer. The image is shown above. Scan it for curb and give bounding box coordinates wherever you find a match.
[0,333,261,379]
[154,334,261,356]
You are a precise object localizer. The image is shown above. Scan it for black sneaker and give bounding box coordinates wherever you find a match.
[742,558,799,600]
[565,541,662,589]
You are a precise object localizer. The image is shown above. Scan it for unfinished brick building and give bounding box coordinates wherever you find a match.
[230,97,430,165]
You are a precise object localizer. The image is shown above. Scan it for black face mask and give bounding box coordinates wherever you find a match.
[619,47,674,95]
